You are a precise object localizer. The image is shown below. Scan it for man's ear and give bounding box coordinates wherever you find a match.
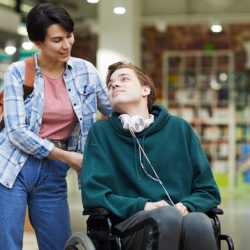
[142,86,151,97]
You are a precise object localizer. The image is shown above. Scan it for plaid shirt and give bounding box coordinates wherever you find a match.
[0,53,112,189]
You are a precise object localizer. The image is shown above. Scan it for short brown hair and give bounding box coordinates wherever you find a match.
[106,62,156,111]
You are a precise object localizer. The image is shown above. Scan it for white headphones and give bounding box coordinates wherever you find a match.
[119,114,154,133]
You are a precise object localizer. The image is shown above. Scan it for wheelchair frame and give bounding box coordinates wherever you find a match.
[64,207,234,250]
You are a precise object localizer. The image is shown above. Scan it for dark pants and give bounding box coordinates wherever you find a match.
[115,206,217,250]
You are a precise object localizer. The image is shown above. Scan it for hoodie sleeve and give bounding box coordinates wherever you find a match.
[81,126,148,219]
[180,132,221,212]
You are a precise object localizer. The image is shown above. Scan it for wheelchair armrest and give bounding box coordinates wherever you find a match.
[83,207,111,216]
[206,207,234,250]
[206,207,224,218]
[83,208,123,249]
[83,207,123,225]
[206,207,223,238]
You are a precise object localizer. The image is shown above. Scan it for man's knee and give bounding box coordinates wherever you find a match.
[146,206,183,250]
[183,212,213,234]
[146,206,183,233]
[182,212,217,250]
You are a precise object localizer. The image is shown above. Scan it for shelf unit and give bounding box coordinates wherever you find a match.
[234,70,250,181]
[162,50,242,188]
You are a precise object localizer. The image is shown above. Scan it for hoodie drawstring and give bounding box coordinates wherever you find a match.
[132,136,141,180]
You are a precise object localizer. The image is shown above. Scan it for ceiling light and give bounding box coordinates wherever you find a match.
[211,24,222,33]
[113,6,126,14]
[22,41,33,50]
[113,0,126,15]
[4,41,17,55]
[5,45,16,55]
[86,0,99,3]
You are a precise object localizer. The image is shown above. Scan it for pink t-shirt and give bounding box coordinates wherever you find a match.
[39,74,77,140]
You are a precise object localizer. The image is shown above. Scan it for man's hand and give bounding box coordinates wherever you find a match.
[175,202,189,216]
[144,200,170,211]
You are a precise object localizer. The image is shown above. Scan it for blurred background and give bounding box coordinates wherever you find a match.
[0,0,249,249]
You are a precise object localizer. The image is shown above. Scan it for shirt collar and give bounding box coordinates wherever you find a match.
[33,52,73,74]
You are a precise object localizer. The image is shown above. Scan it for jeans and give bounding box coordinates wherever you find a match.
[115,206,218,250]
[0,155,72,250]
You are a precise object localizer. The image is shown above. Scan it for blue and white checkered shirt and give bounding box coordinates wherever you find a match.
[0,53,112,188]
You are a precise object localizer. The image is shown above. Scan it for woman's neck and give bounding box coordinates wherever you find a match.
[37,54,66,79]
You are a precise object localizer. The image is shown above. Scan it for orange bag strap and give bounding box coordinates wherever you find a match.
[0,91,3,106]
[0,91,3,115]
[24,57,36,87]
[0,57,36,131]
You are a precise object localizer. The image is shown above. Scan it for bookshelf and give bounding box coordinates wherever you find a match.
[162,50,246,188]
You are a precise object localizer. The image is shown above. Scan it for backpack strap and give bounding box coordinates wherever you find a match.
[24,57,36,86]
[23,57,36,100]
[0,57,36,131]
[0,91,3,115]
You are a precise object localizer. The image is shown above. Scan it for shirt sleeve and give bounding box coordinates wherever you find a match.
[180,132,221,212]
[92,66,113,118]
[81,126,148,219]
[3,64,54,159]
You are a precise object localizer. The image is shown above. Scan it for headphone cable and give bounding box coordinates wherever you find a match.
[129,128,175,206]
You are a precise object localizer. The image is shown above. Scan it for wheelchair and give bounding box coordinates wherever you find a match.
[64,207,234,250]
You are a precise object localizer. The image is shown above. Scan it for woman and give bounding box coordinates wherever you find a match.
[0,3,112,250]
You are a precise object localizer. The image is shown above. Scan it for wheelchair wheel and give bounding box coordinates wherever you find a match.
[64,232,95,250]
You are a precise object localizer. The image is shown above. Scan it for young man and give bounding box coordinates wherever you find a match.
[81,62,221,250]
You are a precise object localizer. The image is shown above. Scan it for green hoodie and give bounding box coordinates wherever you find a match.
[81,104,221,220]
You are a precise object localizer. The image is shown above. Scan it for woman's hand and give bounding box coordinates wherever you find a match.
[144,200,170,211]
[47,147,83,172]
[175,202,189,216]
[64,151,83,172]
